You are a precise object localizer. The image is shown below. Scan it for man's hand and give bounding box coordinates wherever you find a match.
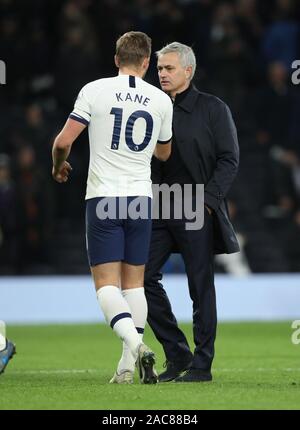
[205,205,213,215]
[52,161,72,183]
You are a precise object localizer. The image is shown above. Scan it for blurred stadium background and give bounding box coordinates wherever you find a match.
[1,0,300,323]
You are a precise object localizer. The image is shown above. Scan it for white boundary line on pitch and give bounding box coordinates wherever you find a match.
[8,369,98,374]
[7,368,300,375]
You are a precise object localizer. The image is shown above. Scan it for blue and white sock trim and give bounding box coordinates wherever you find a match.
[110,312,132,329]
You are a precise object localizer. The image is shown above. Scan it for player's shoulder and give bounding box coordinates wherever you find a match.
[78,77,118,105]
[82,77,116,93]
[141,80,172,106]
[142,80,167,97]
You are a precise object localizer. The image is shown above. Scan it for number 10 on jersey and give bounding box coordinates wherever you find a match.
[110,108,154,152]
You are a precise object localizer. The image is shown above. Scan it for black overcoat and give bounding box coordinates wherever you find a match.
[153,86,240,254]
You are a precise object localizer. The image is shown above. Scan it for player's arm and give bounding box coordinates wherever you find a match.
[154,95,173,161]
[153,139,172,161]
[52,118,86,183]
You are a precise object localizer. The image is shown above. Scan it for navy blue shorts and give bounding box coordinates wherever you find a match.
[86,197,152,266]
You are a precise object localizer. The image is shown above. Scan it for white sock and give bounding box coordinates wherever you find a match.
[117,288,148,373]
[96,285,141,360]
[0,333,6,351]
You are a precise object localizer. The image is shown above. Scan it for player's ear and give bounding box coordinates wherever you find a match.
[114,55,120,68]
[142,57,150,71]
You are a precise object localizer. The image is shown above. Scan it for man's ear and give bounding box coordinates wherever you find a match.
[114,55,120,68]
[185,65,193,80]
[142,57,150,71]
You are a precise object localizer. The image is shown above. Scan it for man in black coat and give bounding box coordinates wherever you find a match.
[145,42,240,382]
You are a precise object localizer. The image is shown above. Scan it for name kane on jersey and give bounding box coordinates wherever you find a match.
[115,92,150,106]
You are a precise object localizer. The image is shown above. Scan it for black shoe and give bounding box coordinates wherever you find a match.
[174,368,212,383]
[0,339,16,375]
[158,358,193,382]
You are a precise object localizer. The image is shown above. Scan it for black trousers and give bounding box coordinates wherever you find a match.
[144,208,216,371]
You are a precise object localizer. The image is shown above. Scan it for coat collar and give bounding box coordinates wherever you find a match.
[173,84,200,113]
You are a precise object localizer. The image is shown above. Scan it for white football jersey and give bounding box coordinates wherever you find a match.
[70,74,173,199]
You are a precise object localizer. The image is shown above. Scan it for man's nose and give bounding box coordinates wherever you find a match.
[159,69,166,79]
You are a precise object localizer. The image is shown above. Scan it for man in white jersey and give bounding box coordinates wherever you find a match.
[52,31,172,384]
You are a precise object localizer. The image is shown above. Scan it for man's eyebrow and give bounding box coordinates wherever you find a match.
[157,64,174,69]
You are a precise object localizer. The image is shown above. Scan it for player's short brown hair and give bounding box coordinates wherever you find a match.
[116,31,152,68]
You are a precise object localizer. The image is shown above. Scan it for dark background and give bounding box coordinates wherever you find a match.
[1,0,300,275]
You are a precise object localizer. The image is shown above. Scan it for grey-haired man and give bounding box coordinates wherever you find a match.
[144,42,240,382]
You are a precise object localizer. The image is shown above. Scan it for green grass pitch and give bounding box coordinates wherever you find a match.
[0,322,299,410]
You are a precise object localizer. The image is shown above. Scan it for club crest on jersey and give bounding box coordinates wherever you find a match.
[115,92,150,106]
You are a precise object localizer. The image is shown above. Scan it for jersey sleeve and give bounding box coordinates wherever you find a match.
[158,96,173,144]
[69,85,91,126]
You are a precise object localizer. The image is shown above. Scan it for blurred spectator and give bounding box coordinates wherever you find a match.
[180,0,214,70]
[0,154,17,273]
[14,145,55,273]
[252,60,300,269]
[152,0,185,47]
[55,1,100,111]
[206,2,258,116]
[235,0,263,50]
[254,62,298,211]
[132,0,155,35]
[262,0,300,69]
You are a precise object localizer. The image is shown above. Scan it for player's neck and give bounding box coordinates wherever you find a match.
[118,67,144,79]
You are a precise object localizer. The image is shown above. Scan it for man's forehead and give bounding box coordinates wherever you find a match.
[157,52,181,66]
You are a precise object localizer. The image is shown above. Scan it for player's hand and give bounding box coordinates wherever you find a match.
[52,161,72,183]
